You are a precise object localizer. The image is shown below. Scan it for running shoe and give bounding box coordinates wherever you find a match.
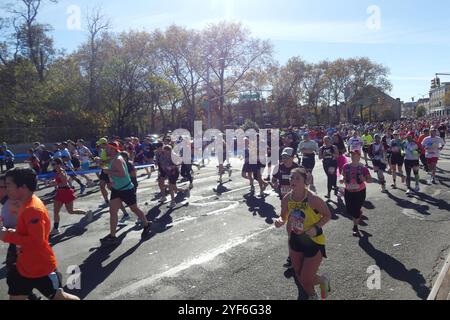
[381,185,387,193]
[320,274,331,300]
[50,228,60,236]
[159,196,167,203]
[87,181,95,188]
[309,185,317,193]
[168,200,176,208]
[28,292,42,301]
[80,184,86,195]
[120,213,130,223]
[352,225,360,237]
[141,222,152,237]
[391,183,397,189]
[432,178,436,184]
[308,294,319,300]
[325,193,331,199]
[100,234,119,245]
[250,185,255,193]
[405,189,412,197]
[264,176,271,182]
[414,183,420,192]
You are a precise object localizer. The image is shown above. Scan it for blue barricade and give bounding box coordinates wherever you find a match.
[37,164,156,180]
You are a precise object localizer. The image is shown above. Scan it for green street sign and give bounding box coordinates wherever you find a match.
[240,93,260,101]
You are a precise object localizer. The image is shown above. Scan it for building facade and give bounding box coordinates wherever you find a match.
[402,102,417,119]
[428,82,450,116]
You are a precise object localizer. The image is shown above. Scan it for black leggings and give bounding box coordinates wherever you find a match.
[404,160,419,188]
[344,189,366,219]
[323,160,337,194]
[180,163,193,184]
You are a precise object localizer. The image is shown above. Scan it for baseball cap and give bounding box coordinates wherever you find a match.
[96,138,108,146]
[281,147,295,157]
[393,130,400,135]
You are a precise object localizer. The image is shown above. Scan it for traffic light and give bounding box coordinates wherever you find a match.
[436,77,441,87]
[431,79,437,89]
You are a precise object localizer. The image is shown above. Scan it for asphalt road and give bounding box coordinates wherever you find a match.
[1,143,450,300]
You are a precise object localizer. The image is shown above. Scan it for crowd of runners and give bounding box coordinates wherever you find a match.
[0,116,448,300]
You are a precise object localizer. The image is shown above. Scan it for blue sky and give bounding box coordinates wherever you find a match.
[3,0,450,102]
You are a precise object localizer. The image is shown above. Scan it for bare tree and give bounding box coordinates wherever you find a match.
[324,58,351,124]
[85,7,110,110]
[157,25,203,132]
[198,21,273,130]
[8,0,57,81]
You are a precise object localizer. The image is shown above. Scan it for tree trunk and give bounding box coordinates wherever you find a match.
[171,102,176,130]
[157,104,167,133]
[360,106,364,123]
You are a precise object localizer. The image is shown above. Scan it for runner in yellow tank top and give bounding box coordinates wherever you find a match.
[275,167,332,300]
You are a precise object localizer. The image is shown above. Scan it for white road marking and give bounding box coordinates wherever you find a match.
[103,226,275,300]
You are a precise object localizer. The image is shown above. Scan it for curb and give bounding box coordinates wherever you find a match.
[428,250,450,300]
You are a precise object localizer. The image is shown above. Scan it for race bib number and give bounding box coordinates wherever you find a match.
[327,167,336,175]
[288,210,305,234]
[348,183,360,191]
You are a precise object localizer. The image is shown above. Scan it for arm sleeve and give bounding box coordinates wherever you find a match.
[3,209,47,246]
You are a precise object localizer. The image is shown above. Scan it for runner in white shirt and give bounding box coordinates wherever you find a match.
[347,131,364,154]
[76,139,94,187]
[421,128,445,184]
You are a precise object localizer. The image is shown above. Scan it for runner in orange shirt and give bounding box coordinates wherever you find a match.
[0,168,80,300]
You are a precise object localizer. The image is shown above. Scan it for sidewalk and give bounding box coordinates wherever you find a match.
[428,141,450,301]
[428,251,450,300]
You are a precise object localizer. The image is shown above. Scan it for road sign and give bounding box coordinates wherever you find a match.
[240,93,260,101]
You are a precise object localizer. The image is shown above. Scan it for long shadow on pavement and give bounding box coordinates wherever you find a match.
[385,191,431,216]
[0,265,6,281]
[436,175,450,189]
[71,226,156,299]
[409,189,450,212]
[243,193,278,224]
[326,197,351,221]
[49,208,109,246]
[358,230,430,300]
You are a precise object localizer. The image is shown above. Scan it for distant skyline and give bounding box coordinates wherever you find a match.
[2,0,450,102]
